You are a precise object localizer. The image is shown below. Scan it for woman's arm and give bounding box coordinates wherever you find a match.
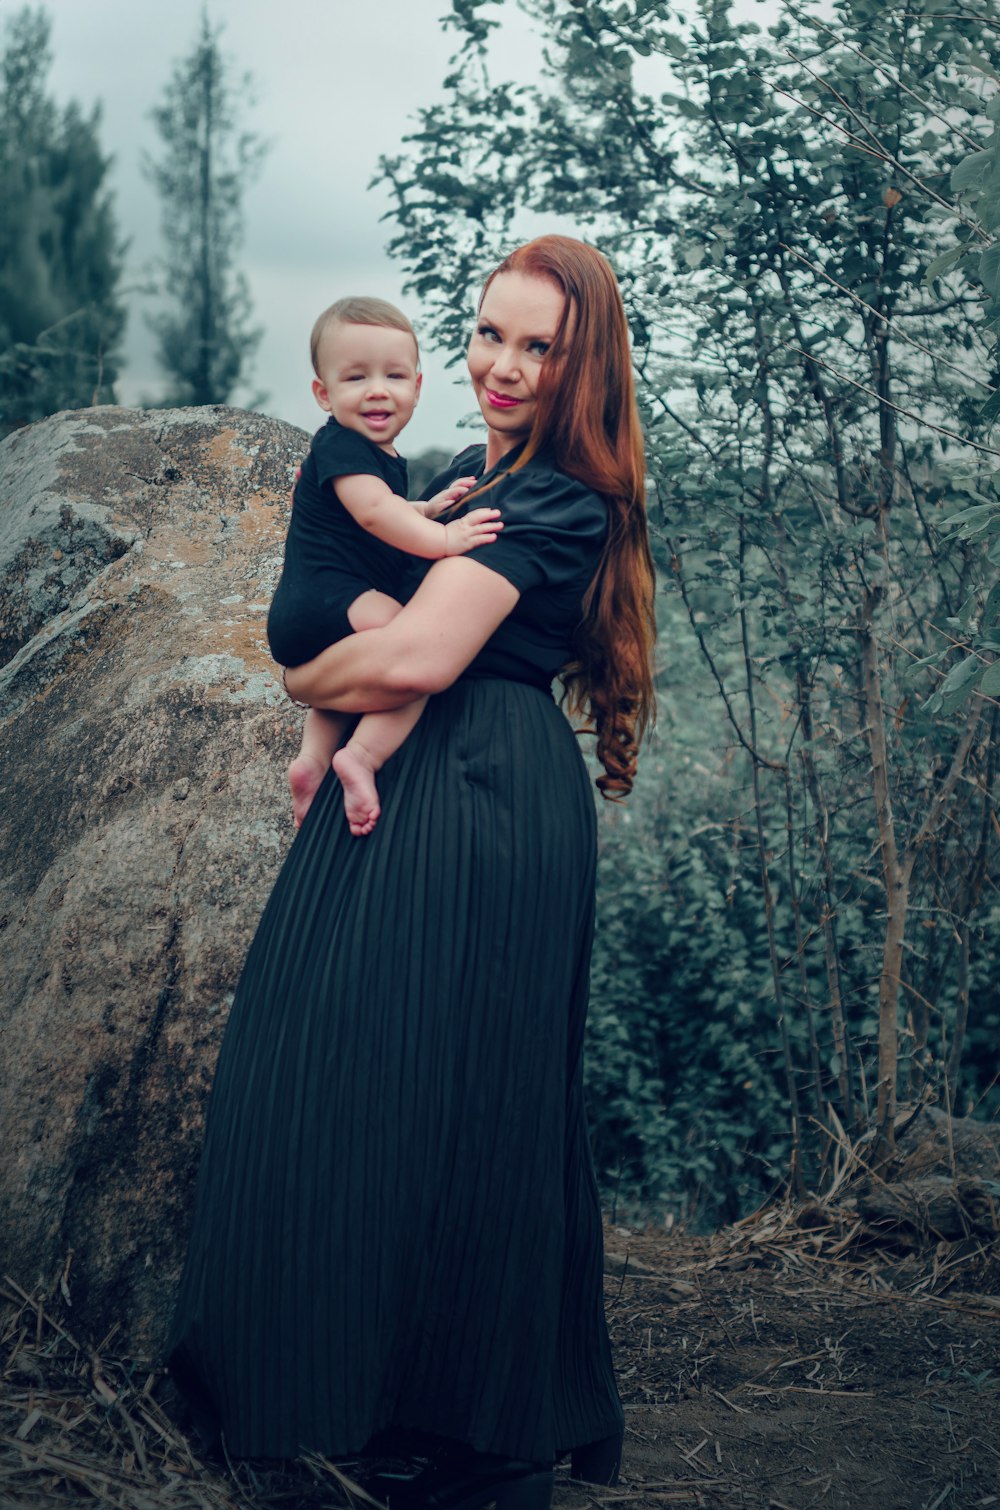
[283,557,520,712]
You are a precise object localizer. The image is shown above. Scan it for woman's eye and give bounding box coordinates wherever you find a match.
[477,323,500,342]
[528,341,550,357]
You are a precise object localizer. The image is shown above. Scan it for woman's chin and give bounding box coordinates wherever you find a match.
[480,407,531,444]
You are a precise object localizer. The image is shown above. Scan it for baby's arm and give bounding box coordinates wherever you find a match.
[334,473,502,559]
[414,476,477,518]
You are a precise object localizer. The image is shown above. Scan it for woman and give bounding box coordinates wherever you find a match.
[168,236,656,1510]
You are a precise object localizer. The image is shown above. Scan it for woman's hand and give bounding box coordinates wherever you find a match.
[283,558,519,712]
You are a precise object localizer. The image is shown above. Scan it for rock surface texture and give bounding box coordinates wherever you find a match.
[0,405,310,1356]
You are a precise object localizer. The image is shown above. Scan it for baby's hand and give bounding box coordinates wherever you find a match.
[443,507,503,557]
[421,476,478,518]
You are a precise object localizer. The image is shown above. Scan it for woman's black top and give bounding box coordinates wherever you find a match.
[407,443,609,691]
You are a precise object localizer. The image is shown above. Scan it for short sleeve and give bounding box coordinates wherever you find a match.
[471,462,608,593]
[312,421,387,487]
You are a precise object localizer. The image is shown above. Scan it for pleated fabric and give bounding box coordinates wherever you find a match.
[167,676,623,1463]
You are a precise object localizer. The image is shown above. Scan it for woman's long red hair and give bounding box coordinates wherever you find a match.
[479,236,656,798]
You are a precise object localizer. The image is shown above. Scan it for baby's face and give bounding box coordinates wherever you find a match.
[313,320,421,451]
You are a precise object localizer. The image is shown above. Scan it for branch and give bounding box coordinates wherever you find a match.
[785,47,896,160]
[898,438,955,615]
[785,42,990,235]
[757,68,991,239]
[904,706,981,875]
[666,537,784,770]
[738,514,803,1193]
[750,72,887,163]
[783,7,985,153]
[771,247,854,511]
[895,297,981,315]
[923,11,1000,31]
[780,344,1000,456]
[646,394,724,460]
[566,5,717,198]
[778,243,996,394]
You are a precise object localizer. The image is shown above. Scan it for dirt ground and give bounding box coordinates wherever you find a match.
[590,1220,1000,1510]
[3,1212,999,1510]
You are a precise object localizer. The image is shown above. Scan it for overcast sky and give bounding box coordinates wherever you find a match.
[42,0,780,456]
[44,0,549,455]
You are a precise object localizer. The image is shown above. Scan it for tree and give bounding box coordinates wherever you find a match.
[144,14,266,407]
[379,0,1000,1193]
[929,66,1000,707]
[0,6,125,438]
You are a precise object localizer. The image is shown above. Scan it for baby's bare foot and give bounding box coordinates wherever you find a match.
[332,744,380,837]
[288,753,328,829]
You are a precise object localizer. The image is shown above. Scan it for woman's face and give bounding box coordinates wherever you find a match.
[467,271,565,454]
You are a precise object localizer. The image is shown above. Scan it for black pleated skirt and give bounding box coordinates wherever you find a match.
[167,676,622,1463]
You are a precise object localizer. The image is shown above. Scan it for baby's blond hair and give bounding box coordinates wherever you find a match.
[310,297,418,376]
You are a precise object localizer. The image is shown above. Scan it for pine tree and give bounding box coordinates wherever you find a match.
[144,14,267,407]
[0,6,125,437]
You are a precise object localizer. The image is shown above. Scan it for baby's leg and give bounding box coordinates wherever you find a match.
[288,591,407,833]
[333,699,428,837]
[334,590,422,837]
[288,707,349,829]
[345,589,403,634]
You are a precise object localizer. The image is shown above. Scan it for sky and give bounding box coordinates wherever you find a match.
[41,0,783,455]
[44,0,546,456]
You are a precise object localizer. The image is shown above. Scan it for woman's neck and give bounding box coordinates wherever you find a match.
[484,431,525,473]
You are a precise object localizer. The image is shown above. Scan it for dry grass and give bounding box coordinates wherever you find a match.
[3,1137,998,1510]
[0,1273,386,1509]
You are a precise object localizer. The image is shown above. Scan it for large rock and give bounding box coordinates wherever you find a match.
[0,405,310,1357]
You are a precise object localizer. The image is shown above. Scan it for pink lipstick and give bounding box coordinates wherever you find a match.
[486,390,523,409]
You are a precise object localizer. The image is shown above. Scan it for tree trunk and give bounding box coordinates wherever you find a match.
[739,519,804,1195]
[197,46,214,405]
[857,1173,1000,1240]
[783,767,825,1130]
[798,686,856,1130]
[946,923,970,1112]
[859,591,906,1153]
[908,986,929,1101]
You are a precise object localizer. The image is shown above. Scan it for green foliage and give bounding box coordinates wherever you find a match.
[383,0,1000,1211]
[585,611,998,1225]
[144,15,266,407]
[949,87,1000,333]
[929,70,1000,704]
[588,738,792,1222]
[0,6,125,437]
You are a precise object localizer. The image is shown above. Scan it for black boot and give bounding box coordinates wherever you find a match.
[384,1451,553,1510]
[570,1429,622,1486]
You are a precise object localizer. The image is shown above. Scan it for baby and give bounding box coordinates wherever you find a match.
[267,297,500,834]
